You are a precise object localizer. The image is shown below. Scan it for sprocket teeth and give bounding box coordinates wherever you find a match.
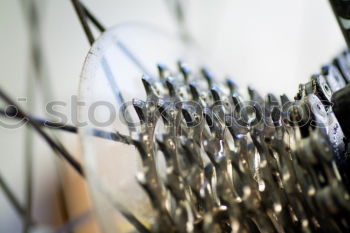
[129,52,350,232]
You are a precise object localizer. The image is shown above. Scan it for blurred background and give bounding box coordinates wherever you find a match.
[0,0,346,232]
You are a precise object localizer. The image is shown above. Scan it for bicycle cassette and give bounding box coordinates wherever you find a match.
[78,23,350,233]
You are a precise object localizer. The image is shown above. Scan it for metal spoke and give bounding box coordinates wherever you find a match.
[80,2,105,32]
[71,0,95,45]
[0,88,85,177]
[0,174,26,218]
[20,0,41,230]
[19,1,76,230]
[0,108,133,145]
[71,0,107,45]
[164,0,190,42]
[72,0,106,37]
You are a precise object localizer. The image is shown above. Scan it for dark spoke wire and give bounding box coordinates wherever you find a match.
[80,2,105,32]
[0,108,133,145]
[120,211,151,233]
[0,100,150,231]
[0,88,84,177]
[24,123,34,233]
[0,174,36,225]
[98,186,152,233]
[1,2,150,232]
[21,0,38,230]
[0,174,26,217]
[71,0,95,45]
[116,41,153,78]
[70,0,106,44]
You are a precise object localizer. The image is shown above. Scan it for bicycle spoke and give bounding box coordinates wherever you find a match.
[0,88,85,177]
[0,174,26,218]
[71,0,97,45]
[20,0,39,230]
[0,108,133,144]
[24,123,34,233]
[116,41,153,78]
[164,0,190,42]
[80,2,105,33]
[96,183,152,233]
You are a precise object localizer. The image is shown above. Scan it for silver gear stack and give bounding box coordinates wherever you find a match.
[119,52,350,232]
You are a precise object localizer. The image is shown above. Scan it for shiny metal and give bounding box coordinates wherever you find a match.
[106,50,350,232]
